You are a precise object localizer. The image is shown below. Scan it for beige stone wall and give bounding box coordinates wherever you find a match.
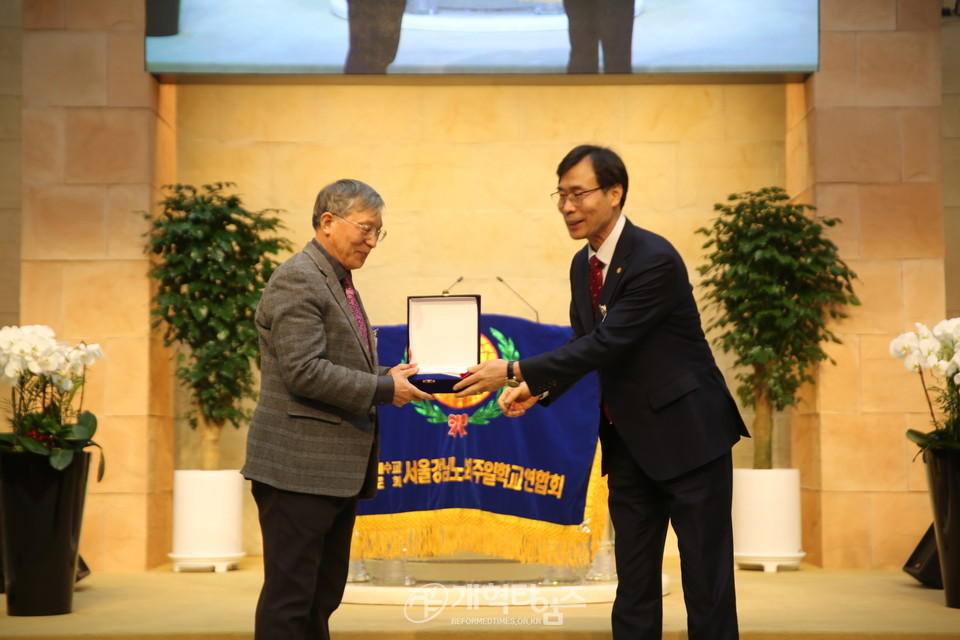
[0,1,21,329]
[175,83,787,324]
[16,0,177,570]
[788,0,945,569]
[175,81,788,555]
[0,2,22,434]
[945,13,960,319]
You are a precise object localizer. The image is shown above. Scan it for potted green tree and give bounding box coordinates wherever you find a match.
[145,182,290,571]
[696,186,859,571]
[890,319,960,608]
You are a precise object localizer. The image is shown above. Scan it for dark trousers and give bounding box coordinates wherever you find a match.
[563,0,635,73]
[344,0,407,74]
[601,423,739,640]
[251,481,359,640]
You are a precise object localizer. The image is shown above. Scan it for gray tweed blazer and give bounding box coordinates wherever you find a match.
[242,240,384,498]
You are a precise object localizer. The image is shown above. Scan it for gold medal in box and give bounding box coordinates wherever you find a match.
[407,295,480,393]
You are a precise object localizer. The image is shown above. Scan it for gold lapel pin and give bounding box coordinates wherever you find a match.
[616,267,622,274]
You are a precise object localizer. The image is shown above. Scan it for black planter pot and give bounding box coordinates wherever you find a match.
[0,451,90,616]
[0,518,4,594]
[924,448,960,609]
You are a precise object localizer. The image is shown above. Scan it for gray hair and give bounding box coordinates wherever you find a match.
[311,179,385,229]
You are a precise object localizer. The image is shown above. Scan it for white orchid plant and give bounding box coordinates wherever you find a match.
[0,325,105,478]
[890,318,960,451]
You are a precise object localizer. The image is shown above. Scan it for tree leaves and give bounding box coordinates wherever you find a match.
[697,186,859,414]
[144,183,293,430]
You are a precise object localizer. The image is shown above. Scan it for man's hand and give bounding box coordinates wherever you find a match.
[452,359,509,397]
[498,383,538,418]
[389,363,433,407]
[387,362,417,376]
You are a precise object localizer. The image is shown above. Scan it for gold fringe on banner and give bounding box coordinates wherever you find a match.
[353,445,608,568]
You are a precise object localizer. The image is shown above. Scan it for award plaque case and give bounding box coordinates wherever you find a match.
[407,295,480,393]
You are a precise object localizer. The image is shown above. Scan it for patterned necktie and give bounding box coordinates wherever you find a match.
[589,255,613,423]
[589,255,604,311]
[341,272,370,349]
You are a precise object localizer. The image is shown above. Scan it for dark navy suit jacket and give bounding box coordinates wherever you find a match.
[521,218,749,481]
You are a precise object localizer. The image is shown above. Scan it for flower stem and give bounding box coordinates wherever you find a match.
[919,368,938,427]
[78,365,87,414]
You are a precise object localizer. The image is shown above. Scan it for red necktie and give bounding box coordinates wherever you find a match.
[589,255,613,423]
[342,272,370,349]
[589,255,604,311]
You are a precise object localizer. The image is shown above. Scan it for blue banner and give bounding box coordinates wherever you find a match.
[360,314,600,527]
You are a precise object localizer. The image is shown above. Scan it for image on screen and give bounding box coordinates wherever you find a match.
[145,0,819,77]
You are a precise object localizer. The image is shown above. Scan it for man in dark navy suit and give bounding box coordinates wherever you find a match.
[455,145,748,639]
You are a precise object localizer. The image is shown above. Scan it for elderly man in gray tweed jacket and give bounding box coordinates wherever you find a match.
[242,178,431,640]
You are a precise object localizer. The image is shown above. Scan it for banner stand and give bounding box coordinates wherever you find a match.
[342,314,673,610]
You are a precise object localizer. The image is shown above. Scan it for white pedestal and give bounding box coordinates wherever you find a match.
[169,469,246,572]
[732,468,805,572]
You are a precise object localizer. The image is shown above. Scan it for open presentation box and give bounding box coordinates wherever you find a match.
[407,295,480,393]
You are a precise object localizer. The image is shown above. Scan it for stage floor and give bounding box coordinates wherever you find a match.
[2,556,959,639]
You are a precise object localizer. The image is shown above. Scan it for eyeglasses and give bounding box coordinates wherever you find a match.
[550,186,603,208]
[329,211,387,243]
